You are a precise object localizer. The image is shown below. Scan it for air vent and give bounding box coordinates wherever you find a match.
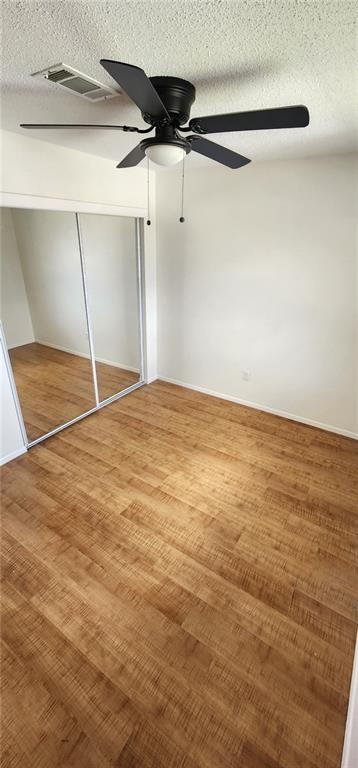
[47,69,73,83]
[31,63,119,102]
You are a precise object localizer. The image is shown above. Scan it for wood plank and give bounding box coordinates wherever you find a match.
[8,342,138,440]
[1,380,357,767]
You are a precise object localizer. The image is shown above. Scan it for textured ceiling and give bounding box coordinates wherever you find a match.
[1,0,357,168]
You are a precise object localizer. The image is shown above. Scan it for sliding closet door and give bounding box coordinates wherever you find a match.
[0,207,96,442]
[79,214,142,402]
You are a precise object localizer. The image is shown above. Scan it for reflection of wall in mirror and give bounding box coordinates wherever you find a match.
[0,209,35,348]
[81,213,140,373]
[1,208,140,373]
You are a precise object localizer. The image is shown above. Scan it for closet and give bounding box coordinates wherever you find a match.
[0,206,145,447]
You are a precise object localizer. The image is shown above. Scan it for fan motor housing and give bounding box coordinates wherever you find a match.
[146,76,196,125]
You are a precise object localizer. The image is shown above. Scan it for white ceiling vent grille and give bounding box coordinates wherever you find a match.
[31,63,120,102]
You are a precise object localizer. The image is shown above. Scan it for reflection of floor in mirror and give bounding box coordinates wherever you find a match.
[8,342,139,441]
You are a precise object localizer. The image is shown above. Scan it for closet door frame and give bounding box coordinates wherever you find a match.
[1,193,147,449]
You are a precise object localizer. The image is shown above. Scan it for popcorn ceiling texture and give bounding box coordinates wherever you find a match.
[1,0,357,167]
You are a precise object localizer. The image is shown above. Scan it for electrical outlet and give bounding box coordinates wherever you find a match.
[242,370,250,381]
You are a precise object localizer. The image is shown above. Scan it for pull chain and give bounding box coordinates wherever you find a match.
[146,156,151,226]
[179,155,185,223]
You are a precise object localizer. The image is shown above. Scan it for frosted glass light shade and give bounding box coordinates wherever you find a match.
[145,143,186,166]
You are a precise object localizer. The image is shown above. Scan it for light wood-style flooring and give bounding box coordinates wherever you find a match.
[1,380,358,767]
[8,342,139,441]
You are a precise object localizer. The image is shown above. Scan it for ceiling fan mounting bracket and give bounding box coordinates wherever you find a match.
[142,113,170,127]
[147,76,196,126]
[188,119,207,134]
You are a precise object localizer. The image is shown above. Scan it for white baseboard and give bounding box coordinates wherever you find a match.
[0,445,27,466]
[341,632,358,768]
[157,375,358,440]
[35,340,140,374]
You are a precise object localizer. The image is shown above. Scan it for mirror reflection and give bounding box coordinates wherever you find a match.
[0,208,96,441]
[80,213,141,402]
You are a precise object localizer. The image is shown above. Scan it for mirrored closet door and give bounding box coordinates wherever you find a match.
[1,208,96,442]
[0,206,145,447]
[79,213,142,403]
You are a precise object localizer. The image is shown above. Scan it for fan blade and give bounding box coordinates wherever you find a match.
[20,123,140,131]
[189,105,309,134]
[188,136,251,169]
[117,143,146,168]
[100,60,169,121]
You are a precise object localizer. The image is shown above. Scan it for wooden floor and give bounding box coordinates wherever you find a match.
[1,381,357,767]
[9,342,139,441]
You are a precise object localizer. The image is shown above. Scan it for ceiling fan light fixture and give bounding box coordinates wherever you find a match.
[145,143,186,166]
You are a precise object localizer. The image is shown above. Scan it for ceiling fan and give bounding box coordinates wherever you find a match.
[21,59,310,169]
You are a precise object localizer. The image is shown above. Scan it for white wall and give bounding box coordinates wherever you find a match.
[0,208,34,348]
[342,633,358,768]
[156,154,358,436]
[0,325,26,465]
[0,129,147,209]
